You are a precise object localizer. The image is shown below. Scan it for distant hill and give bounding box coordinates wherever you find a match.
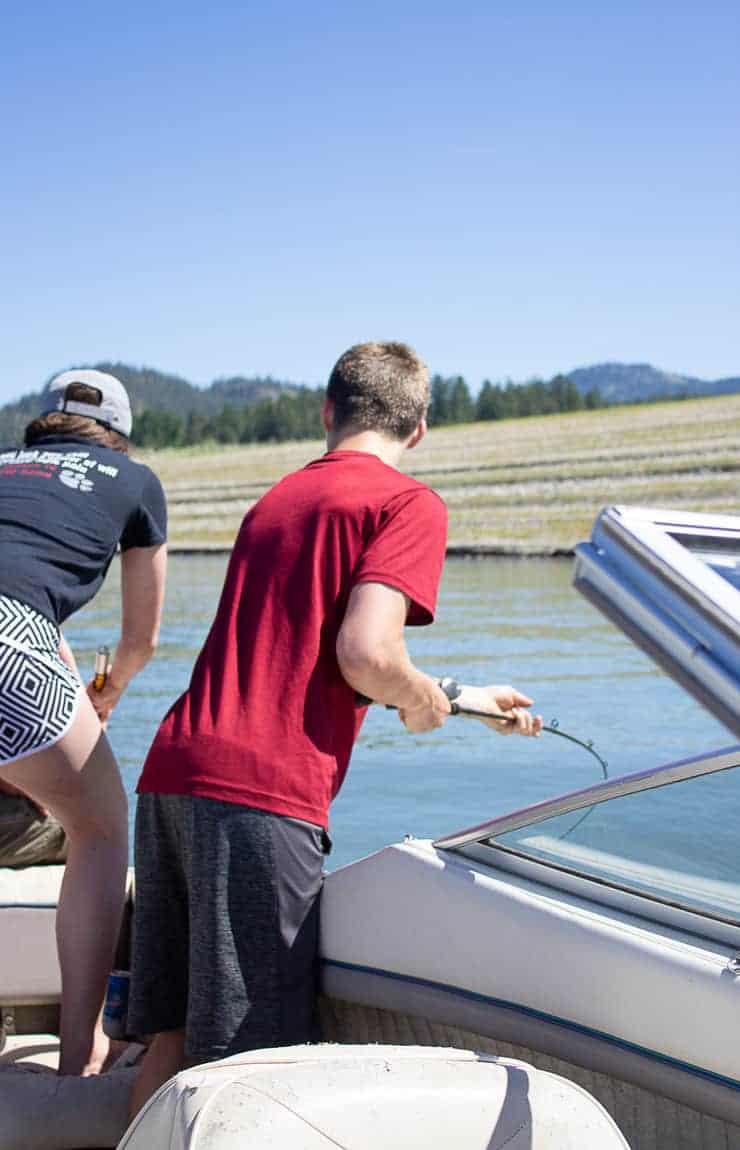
[0,363,303,443]
[1,360,739,445]
[208,375,300,412]
[567,362,740,404]
[65,363,300,416]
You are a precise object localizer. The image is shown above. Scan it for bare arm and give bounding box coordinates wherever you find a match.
[336,582,451,732]
[337,582,542,738]
[87,543,167,724]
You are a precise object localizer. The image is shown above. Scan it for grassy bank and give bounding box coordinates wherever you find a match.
[140,393,740,554]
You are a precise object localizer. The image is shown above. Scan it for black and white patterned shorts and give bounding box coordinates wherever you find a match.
[0,595,81,766]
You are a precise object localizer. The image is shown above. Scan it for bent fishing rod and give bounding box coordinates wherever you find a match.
[358,676,609,780]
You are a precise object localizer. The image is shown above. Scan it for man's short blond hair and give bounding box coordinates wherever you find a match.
[327,342,429,440]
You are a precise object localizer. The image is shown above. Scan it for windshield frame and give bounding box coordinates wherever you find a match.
[433,744,740,849]
[433,744,740,943]
[572,505,740,734]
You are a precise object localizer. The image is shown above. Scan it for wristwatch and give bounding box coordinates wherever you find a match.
[438,676,462,714]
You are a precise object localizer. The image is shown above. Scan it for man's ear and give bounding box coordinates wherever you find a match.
[322,398,335,432]
[406,417,427,451]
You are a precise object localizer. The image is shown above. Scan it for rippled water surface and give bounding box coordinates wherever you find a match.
[65,556,736,873]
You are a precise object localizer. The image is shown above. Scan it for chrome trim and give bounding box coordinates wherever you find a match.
[588,507,740,654]
[432,745,740,850]
[573,505,740,734]
[573,561,740,735]
[597,505,740,632]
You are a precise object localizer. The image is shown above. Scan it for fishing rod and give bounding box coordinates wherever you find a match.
[450,705,609,780]
[434,678,611,842]
[359,677,609,780]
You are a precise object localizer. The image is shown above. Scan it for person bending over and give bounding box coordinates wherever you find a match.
[0,370,167,1075]
[128,341,541,1114]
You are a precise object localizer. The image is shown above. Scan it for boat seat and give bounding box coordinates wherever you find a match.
[0,864,134,1047]
[0,865,65,1012]
[0,1032,61,1070]
[119,1043,629,1149]
[0,1055,138,1150]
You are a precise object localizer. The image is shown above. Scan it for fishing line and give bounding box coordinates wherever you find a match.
[445,702,609,841]
[450,704,609,779]
[361,678,610,844]
[359,688,609,779]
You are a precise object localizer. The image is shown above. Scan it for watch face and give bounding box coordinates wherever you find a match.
[439,677,461,701]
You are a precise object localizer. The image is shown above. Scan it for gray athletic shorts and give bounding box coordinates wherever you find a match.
[128,793,331,1063]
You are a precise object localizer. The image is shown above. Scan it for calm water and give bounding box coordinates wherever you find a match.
[64,556,736,874]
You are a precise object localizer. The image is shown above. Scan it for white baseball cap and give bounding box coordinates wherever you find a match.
[41,369,133,438]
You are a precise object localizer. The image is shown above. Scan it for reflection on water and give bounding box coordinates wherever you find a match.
[64,556,734,871]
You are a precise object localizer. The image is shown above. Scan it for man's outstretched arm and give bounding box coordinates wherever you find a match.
[336,582,451,732]
[337,582,542,737]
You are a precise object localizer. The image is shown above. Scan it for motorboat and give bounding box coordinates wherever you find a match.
[317,506,740,1148]
[1,506,738,1149]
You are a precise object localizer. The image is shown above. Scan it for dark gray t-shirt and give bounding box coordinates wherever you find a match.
[0,435,167,624]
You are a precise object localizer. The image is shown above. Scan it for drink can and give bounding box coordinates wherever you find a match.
[103,969,130,1039]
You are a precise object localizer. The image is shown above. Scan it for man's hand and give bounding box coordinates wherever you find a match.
[457,684,543,736]
[398,682,452,733]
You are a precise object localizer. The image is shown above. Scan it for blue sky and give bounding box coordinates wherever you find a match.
[1,0,738,403]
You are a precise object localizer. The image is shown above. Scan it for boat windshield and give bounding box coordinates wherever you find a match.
[485,759,740,924]
[434,747,740,928]
[680,535,740,591]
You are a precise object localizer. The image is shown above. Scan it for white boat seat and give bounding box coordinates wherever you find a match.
[0,1032,60,1070]
[0,865,65,1006]
[119,1043,629,1149]
[0,865,134,1017]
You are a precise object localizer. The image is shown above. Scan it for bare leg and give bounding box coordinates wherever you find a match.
[0,691,128,1075]
[129,1029,187,1121]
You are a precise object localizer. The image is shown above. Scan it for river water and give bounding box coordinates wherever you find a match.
[64,555,736,880]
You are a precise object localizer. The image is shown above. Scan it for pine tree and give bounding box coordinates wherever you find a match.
[448,376,474,423]
[430,375,451,425]
[213,403,240,443]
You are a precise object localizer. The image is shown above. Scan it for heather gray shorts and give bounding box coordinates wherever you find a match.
[128,793,331,1062]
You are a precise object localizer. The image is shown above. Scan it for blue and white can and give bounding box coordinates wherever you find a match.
[103,969,130,1039]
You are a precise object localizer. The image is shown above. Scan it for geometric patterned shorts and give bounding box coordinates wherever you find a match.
[0,595,81,766]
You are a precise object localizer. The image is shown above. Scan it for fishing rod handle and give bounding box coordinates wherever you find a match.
[355,678,515,722]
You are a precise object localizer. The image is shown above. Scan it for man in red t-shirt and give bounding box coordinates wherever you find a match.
[128,342,541,1113]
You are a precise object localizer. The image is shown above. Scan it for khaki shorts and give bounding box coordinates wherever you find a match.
[0,796,68,868]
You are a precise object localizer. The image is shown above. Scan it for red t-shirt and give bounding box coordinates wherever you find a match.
[137,450,448,828]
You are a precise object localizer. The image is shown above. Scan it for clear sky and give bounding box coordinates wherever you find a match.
[1,0,738,403]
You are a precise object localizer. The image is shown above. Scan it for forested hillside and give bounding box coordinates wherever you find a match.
[1,361,738,448]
